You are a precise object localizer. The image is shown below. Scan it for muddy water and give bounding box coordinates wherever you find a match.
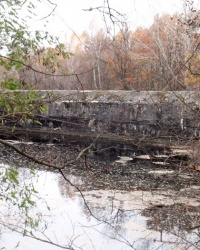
[0,165,199,250]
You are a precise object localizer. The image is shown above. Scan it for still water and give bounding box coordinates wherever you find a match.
[0,166,199,250]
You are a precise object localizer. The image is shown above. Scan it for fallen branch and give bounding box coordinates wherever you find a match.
[0,138,95,170]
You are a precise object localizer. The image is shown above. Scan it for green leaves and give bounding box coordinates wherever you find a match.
[20,194,35,208]
[0,78,45,117]
[1,78,20,90]
[0,164,46,231]
[0,0,60,236]
[0,0,68,121]
[0,0,65,72]
[5,168,19,185]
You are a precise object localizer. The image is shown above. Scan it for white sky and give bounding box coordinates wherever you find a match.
[34,0,200,41]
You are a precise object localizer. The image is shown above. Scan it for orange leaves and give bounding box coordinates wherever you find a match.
[184,50,200,87]
[45,11,200,90]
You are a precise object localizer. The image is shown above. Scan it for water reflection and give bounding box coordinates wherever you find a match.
[142,203,200,249]
[1,168,200,250]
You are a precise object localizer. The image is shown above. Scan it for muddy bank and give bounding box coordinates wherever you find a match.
[0,140,198,192]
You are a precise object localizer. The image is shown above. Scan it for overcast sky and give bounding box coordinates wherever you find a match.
[34,0,200,41]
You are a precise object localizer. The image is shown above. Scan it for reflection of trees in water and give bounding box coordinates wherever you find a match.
[142,203,200,248]
[76,196,143,248]
[143,203,200,232]
[77,199,172,250]
[55,163,200,250]
[57,174,84,199]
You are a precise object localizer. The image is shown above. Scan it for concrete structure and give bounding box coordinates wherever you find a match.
[38,90,200,138]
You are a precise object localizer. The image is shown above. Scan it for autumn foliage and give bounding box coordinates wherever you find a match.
[16,8,200,91]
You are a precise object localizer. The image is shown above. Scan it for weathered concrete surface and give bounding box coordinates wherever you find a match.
[38,90,200,138]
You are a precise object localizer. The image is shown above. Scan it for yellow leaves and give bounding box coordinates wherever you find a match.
[185,73,200,85]
[189,56,200,73]
[185,50,200,86]
[103,54,115,67]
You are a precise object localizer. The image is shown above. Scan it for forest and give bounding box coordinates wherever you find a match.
[11,9,200,91]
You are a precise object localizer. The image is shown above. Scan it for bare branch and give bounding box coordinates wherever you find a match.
[0,55,95,77]
[39,0,57,20]
[0,138,95,170]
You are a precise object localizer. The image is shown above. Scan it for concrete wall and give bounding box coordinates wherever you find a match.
[39,91,200,138]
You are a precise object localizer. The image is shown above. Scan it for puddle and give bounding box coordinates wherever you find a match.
[0,167,199,250]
